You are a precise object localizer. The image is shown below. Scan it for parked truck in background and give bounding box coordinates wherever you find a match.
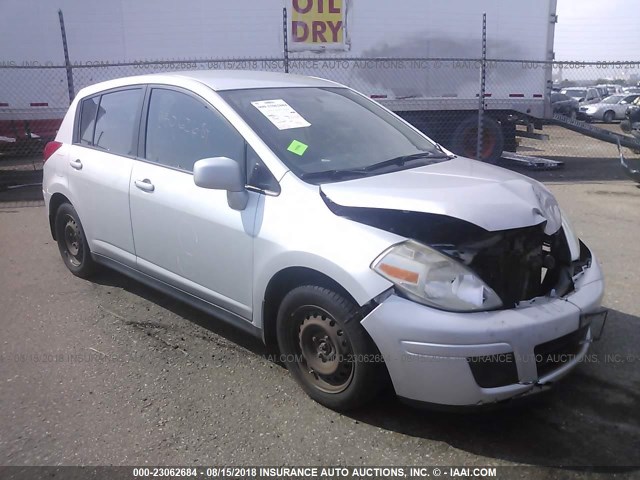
[0,0,558,162]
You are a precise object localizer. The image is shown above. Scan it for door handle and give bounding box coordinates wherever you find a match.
[134,179,155,192]
[70,159,83,170]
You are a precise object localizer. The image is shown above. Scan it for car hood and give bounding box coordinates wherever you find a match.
[320,157,562,234]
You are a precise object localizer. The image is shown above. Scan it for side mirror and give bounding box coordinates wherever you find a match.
[193,157,248,211]
[194,157,244,191]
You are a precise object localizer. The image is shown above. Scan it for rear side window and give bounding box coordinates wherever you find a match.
[93,89,143,156]
[144,88,245,172]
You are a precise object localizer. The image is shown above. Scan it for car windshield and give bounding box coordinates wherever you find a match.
[564,89,587,98]
[551,93,567,102]
[219,87,446,183]
[602,95,624,104]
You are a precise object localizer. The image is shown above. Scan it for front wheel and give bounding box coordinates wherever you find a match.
[276,285,386,411]
[603,110,616,123]
[54,203,96,278]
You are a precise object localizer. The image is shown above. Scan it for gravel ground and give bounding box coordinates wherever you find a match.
[0,153,639,478]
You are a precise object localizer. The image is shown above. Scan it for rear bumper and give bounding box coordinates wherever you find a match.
[361,253,605,406]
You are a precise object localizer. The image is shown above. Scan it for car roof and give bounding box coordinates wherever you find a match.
[166,70,342,90]
[74,70,343,99]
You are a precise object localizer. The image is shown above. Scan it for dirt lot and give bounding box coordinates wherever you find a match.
[518,123,637,161]
[0,136,639,477]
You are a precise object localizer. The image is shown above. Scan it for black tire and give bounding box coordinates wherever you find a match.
[603,110,616,123]
[276,285,386,411]
[501,121,517,153]
[450,115,504,164]
[54,203,96,279]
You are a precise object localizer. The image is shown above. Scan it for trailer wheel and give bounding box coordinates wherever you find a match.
[451,116,504,164]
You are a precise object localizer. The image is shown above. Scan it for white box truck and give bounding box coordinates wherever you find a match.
[0,0,558,161]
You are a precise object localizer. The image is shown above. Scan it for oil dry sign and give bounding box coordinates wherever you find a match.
[288,0,349,51]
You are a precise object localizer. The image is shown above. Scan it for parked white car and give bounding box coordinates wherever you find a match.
[43,71,606,410]
[596,84,624,95]
[579,94,640,123]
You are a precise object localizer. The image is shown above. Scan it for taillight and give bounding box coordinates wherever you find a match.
[43,141,62,163]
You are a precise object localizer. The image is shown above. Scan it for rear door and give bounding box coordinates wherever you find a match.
[129,86,257,320]
[67,87,144,267]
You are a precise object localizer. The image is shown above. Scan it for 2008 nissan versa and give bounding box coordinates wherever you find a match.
[43,71,606,410]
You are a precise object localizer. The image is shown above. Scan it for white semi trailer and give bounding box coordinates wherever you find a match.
[0,0,558,161]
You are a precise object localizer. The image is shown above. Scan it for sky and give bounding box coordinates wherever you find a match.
[555,0,639,61]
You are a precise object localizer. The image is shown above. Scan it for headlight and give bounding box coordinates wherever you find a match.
[371,240,503,312]
[561,209,581,261]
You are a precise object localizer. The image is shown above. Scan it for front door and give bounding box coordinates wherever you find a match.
[129,87,257,319]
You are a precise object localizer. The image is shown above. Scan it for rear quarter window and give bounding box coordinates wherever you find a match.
[78,97,99,145]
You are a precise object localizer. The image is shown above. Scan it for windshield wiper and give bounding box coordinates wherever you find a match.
[299,168,370,182]
[299,150,453,183]
[360,151,451,173]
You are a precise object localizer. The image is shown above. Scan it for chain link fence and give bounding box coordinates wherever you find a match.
[2,58,640,178]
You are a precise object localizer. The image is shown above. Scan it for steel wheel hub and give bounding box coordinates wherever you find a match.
[297,312,354,393]
[63,216,82,266]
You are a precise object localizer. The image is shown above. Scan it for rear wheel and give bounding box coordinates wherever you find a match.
[54,203,96,278]
[450,115,504,164]
[276,285,386,410]
[603,110,616,123]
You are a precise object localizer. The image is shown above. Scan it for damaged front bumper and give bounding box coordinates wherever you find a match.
[361,251,605,407]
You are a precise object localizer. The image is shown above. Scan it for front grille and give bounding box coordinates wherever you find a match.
[534,326,589,378]
[467,352,518,388]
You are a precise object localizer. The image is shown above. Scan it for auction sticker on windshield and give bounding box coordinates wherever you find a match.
[251,99,311,130]
[287,140,309,156]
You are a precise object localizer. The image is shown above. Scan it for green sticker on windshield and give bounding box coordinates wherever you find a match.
[287,140,308,156]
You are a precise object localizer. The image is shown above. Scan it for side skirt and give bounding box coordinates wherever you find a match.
[92,253,263,341]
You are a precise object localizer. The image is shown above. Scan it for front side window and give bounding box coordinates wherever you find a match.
[219,87,446,183]
[93,89,142,156]
[145,88,245,172]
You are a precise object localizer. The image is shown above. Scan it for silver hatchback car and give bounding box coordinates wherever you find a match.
[43,71,605,410]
